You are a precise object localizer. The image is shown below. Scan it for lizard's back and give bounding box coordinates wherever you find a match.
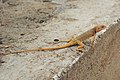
[75,27,96,41]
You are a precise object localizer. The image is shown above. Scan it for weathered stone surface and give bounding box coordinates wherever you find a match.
[55,22,120,80]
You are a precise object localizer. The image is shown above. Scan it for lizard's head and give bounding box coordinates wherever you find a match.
[95,25,107,32]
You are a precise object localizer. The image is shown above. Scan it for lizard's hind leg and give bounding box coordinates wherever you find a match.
[76,40,84,50]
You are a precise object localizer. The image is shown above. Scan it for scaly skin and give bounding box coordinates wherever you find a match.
[12,25,106,53]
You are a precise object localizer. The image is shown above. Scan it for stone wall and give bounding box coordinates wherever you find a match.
[53,21,120,80]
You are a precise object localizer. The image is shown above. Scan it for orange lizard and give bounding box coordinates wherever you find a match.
[11,25,106,53]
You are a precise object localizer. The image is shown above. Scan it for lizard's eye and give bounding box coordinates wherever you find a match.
[101,25,106,28]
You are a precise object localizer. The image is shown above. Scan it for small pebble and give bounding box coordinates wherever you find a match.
[20,33,25,36]
[54,39,59,41]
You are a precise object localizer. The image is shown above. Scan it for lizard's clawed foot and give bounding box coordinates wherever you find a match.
[77,45,84,49]
[76,48,83,53]
[76,46,84,52]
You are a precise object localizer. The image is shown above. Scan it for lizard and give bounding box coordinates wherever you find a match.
[11,25,106,53]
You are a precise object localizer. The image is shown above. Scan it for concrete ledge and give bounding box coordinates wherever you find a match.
[53,20,120,80]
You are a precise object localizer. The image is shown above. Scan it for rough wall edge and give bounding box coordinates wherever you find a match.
[53,18,120,80]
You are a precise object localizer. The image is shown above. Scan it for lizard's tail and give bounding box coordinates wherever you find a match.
[12,41,75,53]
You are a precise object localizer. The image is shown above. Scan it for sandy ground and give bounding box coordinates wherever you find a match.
[0,0,120,80]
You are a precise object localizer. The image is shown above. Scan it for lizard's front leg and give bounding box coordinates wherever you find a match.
[91,34,96,48]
